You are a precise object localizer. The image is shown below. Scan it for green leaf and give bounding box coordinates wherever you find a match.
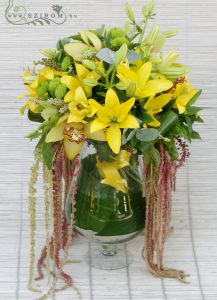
[187,89,202,106]
[164,138,179,160]
[151,146,161,166]
[42,142,53,170]
[158,111,178,135]
[140,112,154,123]
[28,110,44,123]
[191,130,202,140]
[136,128,160,142]
[185,106,202,116]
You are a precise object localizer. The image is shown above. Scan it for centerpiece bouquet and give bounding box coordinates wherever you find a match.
[18,2,202,298]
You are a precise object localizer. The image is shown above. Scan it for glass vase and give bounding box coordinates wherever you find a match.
[66,141,145,270]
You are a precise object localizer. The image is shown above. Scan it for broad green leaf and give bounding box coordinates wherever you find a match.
[191,130,202,140]
[28,110,44,123]
[158,111,178,135]
[136,128,160,142]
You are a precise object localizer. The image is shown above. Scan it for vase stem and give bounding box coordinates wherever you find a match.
[101,244,117,256]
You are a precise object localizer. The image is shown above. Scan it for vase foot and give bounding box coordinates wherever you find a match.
[86,243,133,270]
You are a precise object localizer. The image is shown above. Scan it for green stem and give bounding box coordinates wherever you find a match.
[139,17,149,43]
[110,67,116,86]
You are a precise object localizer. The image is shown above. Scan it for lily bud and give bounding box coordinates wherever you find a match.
[82,59,96,70]
[125,3,135,22]
[149,1,155,12]
[82,78,98,87]
[115,43,128,65]
[146,25,160,44]
[39,48,56,59]
[162,51,180,66]
[163,29,178,38]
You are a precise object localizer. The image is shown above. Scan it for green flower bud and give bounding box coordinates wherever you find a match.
[82,59,96,70]
[163,29,178,38]
[111,37,129,49]
[146,25,160,44]
[61,56,71,71]
[48,77,61,97]
[125,3,135,22]
[115,43,128,65]
[37,80,49,97]
[55,83,68,99]
[110,27,125,38]
[149,1,155,12]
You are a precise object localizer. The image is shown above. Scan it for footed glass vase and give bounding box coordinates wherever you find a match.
[66,141,145,270]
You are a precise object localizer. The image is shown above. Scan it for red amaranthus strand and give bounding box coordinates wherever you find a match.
[36,143,81,295]
[143,143,189,282]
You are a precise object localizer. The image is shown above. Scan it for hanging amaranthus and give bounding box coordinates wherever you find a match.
[143,143,189,282]
[28,148,41,292]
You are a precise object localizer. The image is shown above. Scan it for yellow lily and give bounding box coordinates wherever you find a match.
[90,89,139,154]
[117,61,173,99]
[61,61,102,101]
[97,150,131,193]
[143,94,172,127]
[45,121,106,160]
[67,87,97,123]
[172,82,198,114]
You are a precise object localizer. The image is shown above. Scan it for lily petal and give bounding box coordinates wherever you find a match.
[117,97,135,122]
[117,65,137,82]
[85,123,106,141]
[144,94,172,111]
[137,62,152,88]
[106,124,121,154]
[119,114,139,128]
[61,75,80,90]
[143,79,173,94]
[90,118,109,133]
[105,89,120,108]
[75,63,89,80]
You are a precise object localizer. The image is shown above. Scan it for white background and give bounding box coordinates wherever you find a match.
[0,0,217,299]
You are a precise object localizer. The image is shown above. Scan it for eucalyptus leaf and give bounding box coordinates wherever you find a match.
[126,49,141,62]
[96,48,116,64]
[136,128,160,142]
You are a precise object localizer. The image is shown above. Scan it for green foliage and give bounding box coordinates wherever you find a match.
[42,142,53,169]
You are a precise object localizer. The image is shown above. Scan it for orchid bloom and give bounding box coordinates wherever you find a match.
[172,82,198,114]
[67,87,97,123]
[143,94,172,127]
[117,61,173,99]
[45,121,106,160]
[90,89,139,154]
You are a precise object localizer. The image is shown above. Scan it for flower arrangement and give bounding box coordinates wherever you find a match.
[18,1,202,298]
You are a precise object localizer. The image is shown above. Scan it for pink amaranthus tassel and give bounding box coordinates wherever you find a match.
[143,143,189,283]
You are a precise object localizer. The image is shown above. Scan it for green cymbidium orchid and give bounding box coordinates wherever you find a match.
[45,121,106,160]
[90,89,139,154]
[116,61,173,99]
